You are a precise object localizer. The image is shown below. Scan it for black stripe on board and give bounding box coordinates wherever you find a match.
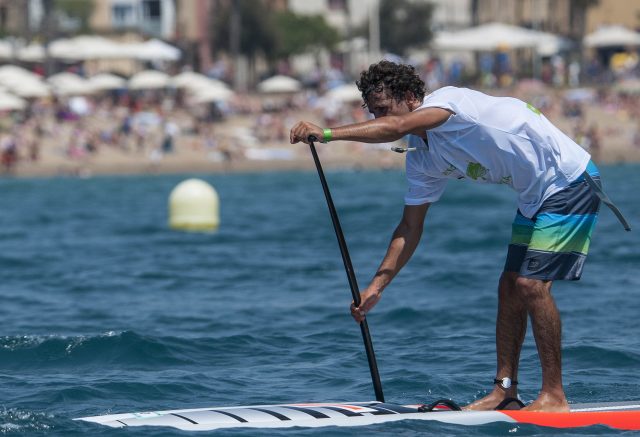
[281,406,332,419]
[170,413,198,424]
[250,408,292,421]
[116,420,128,426]
[320,407,364,417]
[210,410,248,423]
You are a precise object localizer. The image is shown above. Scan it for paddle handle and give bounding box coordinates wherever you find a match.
[308,139,385,403]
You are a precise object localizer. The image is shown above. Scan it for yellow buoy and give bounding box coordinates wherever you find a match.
[169,178,220,231]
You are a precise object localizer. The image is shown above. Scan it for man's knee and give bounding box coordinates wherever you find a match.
[514,276,552,301]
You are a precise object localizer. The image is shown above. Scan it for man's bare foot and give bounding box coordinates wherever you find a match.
[521,392,569,412]
[464,389,517,411]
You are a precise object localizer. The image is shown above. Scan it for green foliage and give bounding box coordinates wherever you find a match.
[212,0,276,58]
[212,2,338,61]
[272,11,339,58]
[379,0,433,56]
[55,0,95,32]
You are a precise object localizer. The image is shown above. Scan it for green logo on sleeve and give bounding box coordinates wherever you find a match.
[526,103,541,115]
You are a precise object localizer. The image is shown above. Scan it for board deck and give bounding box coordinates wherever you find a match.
[75,400,640,431]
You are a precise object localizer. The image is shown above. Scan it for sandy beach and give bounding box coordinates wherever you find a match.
[3,105,409,178]
[3,88,640,179]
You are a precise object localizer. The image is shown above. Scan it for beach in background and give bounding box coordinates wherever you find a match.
[3,84,640,180]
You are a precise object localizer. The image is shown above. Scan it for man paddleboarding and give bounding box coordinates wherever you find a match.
[290,60,628,412]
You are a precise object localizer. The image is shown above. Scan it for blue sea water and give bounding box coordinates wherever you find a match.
[0,164,639,436]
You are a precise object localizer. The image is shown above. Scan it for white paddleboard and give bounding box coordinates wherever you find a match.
[75,400,640,431]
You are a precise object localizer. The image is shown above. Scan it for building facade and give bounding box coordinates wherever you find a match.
[89,0,176,39]
[0,0,30,37]
[472,0,640,38]
[585,0,640,33]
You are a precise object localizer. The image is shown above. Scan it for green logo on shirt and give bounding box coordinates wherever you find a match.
[466,162,488,180]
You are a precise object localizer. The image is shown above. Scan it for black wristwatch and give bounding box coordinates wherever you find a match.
[494,377,518,389]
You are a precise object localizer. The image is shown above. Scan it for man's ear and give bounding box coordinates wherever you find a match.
[405,91,420,109]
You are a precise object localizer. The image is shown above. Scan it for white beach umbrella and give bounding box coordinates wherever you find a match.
[433,22,568,53]
[128,70,170,89]
[0,65,41,83]
[15,36,122,61]
[11,79,51,98]
[171,71,210,88]
[47,72,95,95]
[584,25,640,48]
[0,92,27,110]
[206,78,231,90]
[49,38,82,60]
[123,38,181,61]
[257,75,302,93]
[47,72,80,84]
[0,40,13,59]
[0,67,50,98]
[191,85,235,103]
[21,36,124,61]
[17,43,46,62]
[89,73,127,90]
[326,83,362,103]
[68,35,123,59]
[170,71,230,91]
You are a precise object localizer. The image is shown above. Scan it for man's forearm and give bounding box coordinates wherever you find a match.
[330,117,405,143]
[369,223,423,293]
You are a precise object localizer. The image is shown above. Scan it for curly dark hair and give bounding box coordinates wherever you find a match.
[356,60,426,108]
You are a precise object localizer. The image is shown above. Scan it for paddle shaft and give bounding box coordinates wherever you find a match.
[308,140,385,403]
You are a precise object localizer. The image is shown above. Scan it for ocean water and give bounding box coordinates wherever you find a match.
[0,164,639,436]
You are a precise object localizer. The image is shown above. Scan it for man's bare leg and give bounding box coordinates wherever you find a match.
[516,277,569,412]
[465,272,527,410]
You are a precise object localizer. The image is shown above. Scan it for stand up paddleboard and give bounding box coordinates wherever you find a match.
[75,140,640,431]
[75,400,640,431]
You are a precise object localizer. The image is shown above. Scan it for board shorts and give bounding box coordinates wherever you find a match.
[504,162,601,281]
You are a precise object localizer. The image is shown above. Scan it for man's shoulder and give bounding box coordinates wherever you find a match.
[427,86,486,99]
[421,86,469,108]
[427,86,460,97]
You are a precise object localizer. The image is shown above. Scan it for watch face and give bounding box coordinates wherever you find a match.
[501,377,512,389]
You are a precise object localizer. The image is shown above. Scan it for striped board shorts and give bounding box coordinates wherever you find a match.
[504,162,601,281]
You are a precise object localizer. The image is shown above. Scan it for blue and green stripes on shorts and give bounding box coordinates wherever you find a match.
[504,161,601,281]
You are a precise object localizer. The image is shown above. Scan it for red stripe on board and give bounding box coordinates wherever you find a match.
[502,411,640,430]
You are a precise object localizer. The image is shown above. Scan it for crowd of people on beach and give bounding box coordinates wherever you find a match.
[1,52,640,176]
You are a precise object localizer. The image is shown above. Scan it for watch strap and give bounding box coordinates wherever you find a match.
[494,378,518,385]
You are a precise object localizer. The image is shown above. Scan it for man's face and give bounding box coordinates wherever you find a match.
[365,89,413,119]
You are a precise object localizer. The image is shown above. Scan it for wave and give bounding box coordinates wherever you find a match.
[565,343,640,368]
[0,330,321,372]
[0,331,190,370]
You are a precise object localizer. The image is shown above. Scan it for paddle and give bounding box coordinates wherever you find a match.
[307,137,385,403]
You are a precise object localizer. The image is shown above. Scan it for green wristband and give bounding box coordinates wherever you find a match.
[322,128,332,143]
